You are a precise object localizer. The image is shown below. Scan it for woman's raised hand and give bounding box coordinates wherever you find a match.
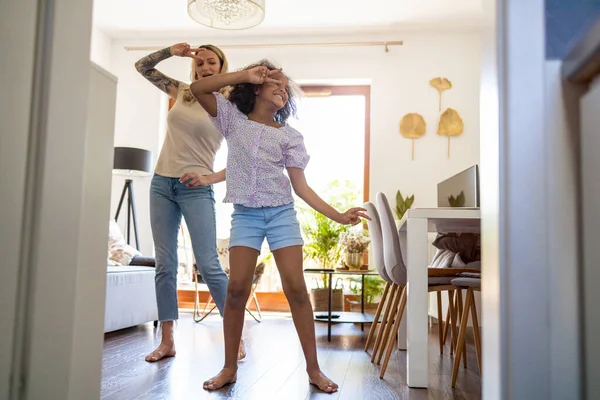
[245,66,283,85]
[169,43,206,60]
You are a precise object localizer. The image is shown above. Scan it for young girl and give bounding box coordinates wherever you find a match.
[190,60,369,393]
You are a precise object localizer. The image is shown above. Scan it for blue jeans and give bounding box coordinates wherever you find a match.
[150,174,228,321]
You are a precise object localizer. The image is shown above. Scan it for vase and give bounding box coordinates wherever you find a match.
[345,251,363,270]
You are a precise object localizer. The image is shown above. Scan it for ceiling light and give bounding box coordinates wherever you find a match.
[187,0,266,30]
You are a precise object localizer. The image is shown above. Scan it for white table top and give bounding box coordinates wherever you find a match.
[398,207,481,233]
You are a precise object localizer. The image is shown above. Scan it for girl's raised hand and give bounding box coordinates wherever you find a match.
[245,66,283,85]
[169,42,206,60]
[338,207,371,226]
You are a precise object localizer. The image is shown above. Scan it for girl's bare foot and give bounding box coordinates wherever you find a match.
[203,367,237,390]
[145,341,176,362]
[308,370,338,393]
[238,339,246,361]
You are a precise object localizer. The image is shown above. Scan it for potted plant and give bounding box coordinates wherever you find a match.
[299,180,358,312]
[301,208,347,311]
[340,230,370,270]
[395,190,415,226]
[347,275,387,313]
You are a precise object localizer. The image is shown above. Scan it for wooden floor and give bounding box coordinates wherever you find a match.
[101,313,481,400]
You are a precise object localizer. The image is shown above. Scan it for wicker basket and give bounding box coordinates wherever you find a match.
[310,288,343,312]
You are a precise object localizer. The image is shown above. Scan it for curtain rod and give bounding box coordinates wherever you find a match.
[124,40,403,53]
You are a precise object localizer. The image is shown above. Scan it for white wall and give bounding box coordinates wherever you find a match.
[108,30,481,256]
[90,27,112,72]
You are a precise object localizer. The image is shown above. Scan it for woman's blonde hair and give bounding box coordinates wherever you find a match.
[181,44,230,103]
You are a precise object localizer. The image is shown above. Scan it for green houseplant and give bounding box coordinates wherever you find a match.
[347,275,387,312]
[395,190,415,220]
[299,180,357,311]
[300,208,348,312]
[301,209,347,275]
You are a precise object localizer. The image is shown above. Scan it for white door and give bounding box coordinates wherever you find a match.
[0,1,110,399]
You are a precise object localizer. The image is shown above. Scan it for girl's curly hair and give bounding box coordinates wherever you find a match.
[228,60,298,125]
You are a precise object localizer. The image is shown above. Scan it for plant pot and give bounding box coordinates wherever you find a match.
[348,300,379,313]
[344,252,364,270]
[347,299,379,313]
[310,288,343,312]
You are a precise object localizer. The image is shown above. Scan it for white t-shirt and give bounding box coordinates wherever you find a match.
[154,84,223,178]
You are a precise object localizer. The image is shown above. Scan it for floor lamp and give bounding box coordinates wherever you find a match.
[113,147,152,250]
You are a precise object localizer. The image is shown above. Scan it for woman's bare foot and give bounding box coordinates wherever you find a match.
[203,367,237,390]
[145,341,176,362]
[238,339,246,361]
[145,321,176,362]
[308,370,338,393]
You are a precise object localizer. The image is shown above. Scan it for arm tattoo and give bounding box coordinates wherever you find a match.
[134,47,179,94]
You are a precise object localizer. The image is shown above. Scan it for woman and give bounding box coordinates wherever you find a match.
[135,42,243,362]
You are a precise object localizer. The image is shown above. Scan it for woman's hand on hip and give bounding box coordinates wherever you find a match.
[170,43,206,61]
[180,172,209,187]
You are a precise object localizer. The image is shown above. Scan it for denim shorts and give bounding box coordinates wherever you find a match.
[229,203,304,252]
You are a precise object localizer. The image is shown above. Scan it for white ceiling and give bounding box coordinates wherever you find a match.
[93,0,482,39]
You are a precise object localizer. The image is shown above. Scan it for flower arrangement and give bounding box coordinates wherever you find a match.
[340,231,370,254]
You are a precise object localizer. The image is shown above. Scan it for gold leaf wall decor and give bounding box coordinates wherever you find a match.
[430,77,452,111]
[437,108,464,158]
[400,113,426,160]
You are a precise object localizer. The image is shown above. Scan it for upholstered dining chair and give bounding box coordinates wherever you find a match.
[375,192,471,379]
[450,275,482,387]
[362,201,396,355]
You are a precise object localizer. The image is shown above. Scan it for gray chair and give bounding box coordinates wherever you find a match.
[375,192,458,379]
[450,276,482,387]
[362,202,396,355]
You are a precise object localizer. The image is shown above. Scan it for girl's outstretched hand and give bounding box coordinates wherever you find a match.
[169,43,206,60]
[338,207,371,226]
[245,66,283,85]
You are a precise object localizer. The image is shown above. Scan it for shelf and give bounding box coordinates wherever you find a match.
[313,311,375,324]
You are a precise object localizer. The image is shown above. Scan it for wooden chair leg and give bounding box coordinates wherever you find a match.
[456,289,467,368]
[193,274,217,323]
[448,290,458,355]
[375,285,402,365]
[371,284,399,363]
[252,291,262,320]
[245,283,262,322]
[437,291,444,354]
[442,299,451,345]
[451,288,472,387]
[380,286,407,379]
[469,289,482,374]
[365,281,391,352]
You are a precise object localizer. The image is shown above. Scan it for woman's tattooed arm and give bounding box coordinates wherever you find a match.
[134,47,180,98]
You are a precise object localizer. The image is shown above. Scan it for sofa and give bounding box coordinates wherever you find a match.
[104,264,158,333]
[104,221,158,333]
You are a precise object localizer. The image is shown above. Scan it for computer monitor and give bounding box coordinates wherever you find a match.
[437,165,480,208]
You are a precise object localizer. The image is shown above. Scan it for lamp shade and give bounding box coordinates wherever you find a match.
[187,0,265,30]
[113,147,152,176]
